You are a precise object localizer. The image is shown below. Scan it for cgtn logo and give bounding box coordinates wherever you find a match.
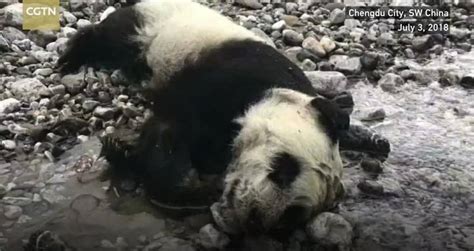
[25,6,58,16]
[23,0,60,30]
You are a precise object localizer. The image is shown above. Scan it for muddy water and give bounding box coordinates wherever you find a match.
[3,51,474,250]
[340,50,474,250]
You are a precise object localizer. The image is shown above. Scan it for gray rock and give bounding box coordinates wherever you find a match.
[198,224,230,250]
[82,99,100,112]
[404,48,416,59]
[33,68,53,77]
[4,3,23,27]
[460,74,473,89]
[69,0,87,11]
[62,11,78,24]
[284,46,303,64]
[0,98,20,114]
[282,29,304,46]
[93,106,117,120]
[360,51,379,70]
[361,108,386,121]
[320,36,336,53]
[61,73,86,94]
[306,212,353,249]
[49,84,66,95]
[330,55,362,74]
[31,50,55,63]
[301,59,316,71]
[76,19,92,29]
[159,237,195,251]
[3,205,22,219]
[357,180,384,195]
[250,28,275,48]
[10,78,49,101]
[378,73,404,92]
[1,140,16,150]
[27,30,57,48]
[360,158,383,173]
[302,37,326,58]
[0,35,9,51]
[329,8,345,24]
[1,27,26,43]
[305,71,347,94]
[344,19,361,29]
[412,35,434,51]
[60,27,77,38]
[235,0,263,9]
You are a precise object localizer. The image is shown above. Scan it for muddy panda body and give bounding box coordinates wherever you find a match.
[59,0,349,233]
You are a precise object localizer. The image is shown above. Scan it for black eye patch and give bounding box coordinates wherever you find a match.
[268,153,301,188]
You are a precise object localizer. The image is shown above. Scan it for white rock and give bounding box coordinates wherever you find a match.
[235,0,263,9]
[0,98,20,114]
[320,36,336,53]
[4,3,23,27]
[76,19,92,29]
[272,20,286,30]
[302,37,326,57]
[100,6,116,22]
[306,212,353,248]
[305,71,347,94]
[198,224,230,250]
[9,78,48,101]
[3,205,23,220]
[1,140,16,150]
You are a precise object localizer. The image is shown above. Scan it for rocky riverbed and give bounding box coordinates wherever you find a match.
[0,0,473,250]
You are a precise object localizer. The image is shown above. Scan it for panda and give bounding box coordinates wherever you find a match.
[58,0,350,234]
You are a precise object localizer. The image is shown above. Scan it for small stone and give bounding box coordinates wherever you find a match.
[49,85,66,95]
[329,8,345,24]
[76,19,92,29]
[62,11,78,24]
[0,98,20,114]
[306,212,353,248]
[10,78,49,101]
[2,140,17,150]
[235,0,263,9]
[302,37,326,58]
[33,68,53,77]
[27,30,57,48]
[4,205,23,220]
[282,29,304,46]
[301,59,316,71]
[272,20,286,30]
[82,99,100,112]
[330,55,362,75]
[361,108,386,121]
[305,71,347,94]
[378,73,404,92]
[61,73,86,95]
[460,74,474,89]
[100,239,115,248]
[360,52,379,71]
[360,158,383,173]
[1,27,27,43]
[93,106,117,120]
[320,36,336,53]
[412,35,434,52]
[198,224,230,250]
[357,180,384,195]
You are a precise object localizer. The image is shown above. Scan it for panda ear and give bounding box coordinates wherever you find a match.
[310,97,350,140]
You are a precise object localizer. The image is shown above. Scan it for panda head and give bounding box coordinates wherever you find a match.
[211,89,348,234]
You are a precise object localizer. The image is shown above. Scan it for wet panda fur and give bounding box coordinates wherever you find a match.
[58,0,350,234]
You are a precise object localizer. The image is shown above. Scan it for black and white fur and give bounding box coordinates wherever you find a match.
[58,0,349,234]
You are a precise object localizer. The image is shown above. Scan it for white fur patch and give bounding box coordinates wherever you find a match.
[218,89,344,231]
[133,0,263,88]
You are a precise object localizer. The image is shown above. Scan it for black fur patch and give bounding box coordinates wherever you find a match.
[57,6,151,82]
[268,153,301,188]
[310,97,350,142]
